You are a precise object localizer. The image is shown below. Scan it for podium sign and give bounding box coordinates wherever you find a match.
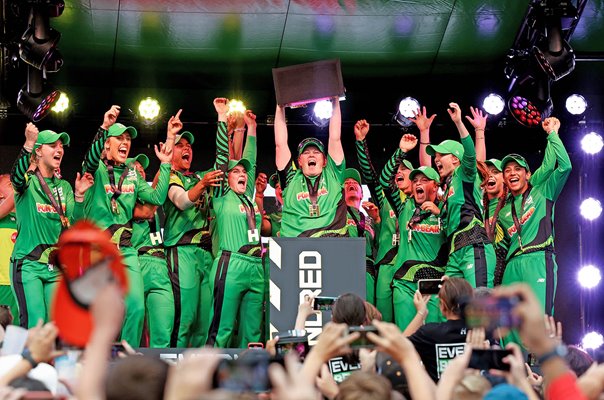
[268,237,365,344]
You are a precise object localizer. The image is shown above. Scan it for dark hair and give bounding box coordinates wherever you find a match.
[0,304,14,329]
[565,345,594,377]
[332,293,366,326]
[8,376,49,391]
[439,278,473,317]
[105,356,169,400]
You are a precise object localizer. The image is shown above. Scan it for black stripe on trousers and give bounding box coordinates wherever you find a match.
[11,260,28,328]
[545,251,555,315]
[473,244,487,287]
[167,247,182,347]
[206,251,231,347]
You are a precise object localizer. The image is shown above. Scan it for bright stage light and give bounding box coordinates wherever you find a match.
[51,92,69,113]
[578,265,602,289]
[228,99,246,115]
[580,198,602,221]
[582,331,604,350]
[581,132,603,155]
[313,100,333,120]
[398,97,420,119]
[138,97,160,120]
[482,93,505,115]
[565,94,587,115]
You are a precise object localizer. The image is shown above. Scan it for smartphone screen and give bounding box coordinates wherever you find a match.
[463,296,520,330]
[313,296,338,311]
[275,339,310,360]
[417,279,442,295]
[213,358,271,393]
[468,349,512,371]
[348,325,378,349]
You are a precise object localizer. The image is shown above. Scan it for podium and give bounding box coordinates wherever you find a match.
[268,237,365,344]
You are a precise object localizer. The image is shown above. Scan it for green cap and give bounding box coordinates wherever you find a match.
[126,154,149,170]
[409,166,441,184]
[426,139,464,159]
[484,158,502,172]
[297,137,325,156]
[176,131,194,145]
[34,130,70,150]
[342,168,362,185]
[107,123,138,139]
[501,154,530,173]
[400,159,414,171]
[228,158,252,173]
[269,173,280,189]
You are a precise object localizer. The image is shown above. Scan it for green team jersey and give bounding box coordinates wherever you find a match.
[499,133,571,260]
[132,214,164,257]
[210,122,262,257]
[0,212,17,285]
[279,156,348,238]
[355,139,399,265]
[10,148,80,263]
[163,169,212,248]
[80,127,171,247]
[378,148,447,282]
[346,207,377,265]
[439,136,487,253]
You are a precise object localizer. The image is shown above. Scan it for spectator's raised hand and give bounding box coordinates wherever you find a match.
[163,348,221,400]
[368,320,416,365]
[410,106,436,132]
[354,120,370,141]
[316,364,339,400]
[270,353,320,400]
[544,314,563,345]
[465,106,487,131]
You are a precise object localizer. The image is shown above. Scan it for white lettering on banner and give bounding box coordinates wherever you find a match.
[435,343,466,378]
[159,352,237,364]
[248,228,259,243]
[299,251,323,345]
[328,357,361,383]
[149,232,163,246]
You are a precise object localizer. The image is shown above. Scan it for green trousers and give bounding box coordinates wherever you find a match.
[366,271,375,305]
[392,279,443,331]
[10,259,60,328]
[375,263,397,322]
[140,254,174,348]
[120,248,145,346]
[166,246,213,347]
[445,243,496,288]
[502,250,557,348]
[0,285,19,326]
[207,251,265,348]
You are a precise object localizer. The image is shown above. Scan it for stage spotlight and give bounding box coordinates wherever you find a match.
[580,198,602,221]
[138,97,160,121]
[311,100,333,127]
[581,132,603,155]
[51,92,69,113]
[578,265,602,289]
[227,99,246,115]
[582,332,604,350]
[395,97,420,127]
[565,94,587,116]
[482,94,505,115]
[19,27,62,71]
[16,67,60,122]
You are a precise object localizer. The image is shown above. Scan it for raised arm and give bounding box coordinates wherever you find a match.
[354,120,386,209]
[542,119,572,201]
[328,97,344,165]
[530,117,560,186]
[274,104,291,171]
[243,110,257,198]
[449,102,476,181]
[379,134,418,216]
[212,98,231,197]
[410,106,436,167]
[10,123,38,194]
[82,105,120,173]
[464,106,487,162]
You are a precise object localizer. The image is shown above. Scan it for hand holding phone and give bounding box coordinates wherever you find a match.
[348,326,379,349]
[313,296,338,311]
[418,279,442,295]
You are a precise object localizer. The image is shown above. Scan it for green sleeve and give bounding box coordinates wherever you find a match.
[378,148,405,216]
[137,163,171,205]
[328,155,346,181]
[73,200,85,221]
[460,135,476,182]
[529,133,559,187]
[213,121,230,198]
[82,127,110,173]
[63,182,75,223]
[542,133,572,201]
[10,148,31,194]
[355,139,387,210]
[243,135,257,198]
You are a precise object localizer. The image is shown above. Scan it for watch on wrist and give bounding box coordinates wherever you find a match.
[21,348,39,368]
[537,344,567,365]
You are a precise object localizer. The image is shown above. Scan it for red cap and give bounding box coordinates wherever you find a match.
[51,221,128,347]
